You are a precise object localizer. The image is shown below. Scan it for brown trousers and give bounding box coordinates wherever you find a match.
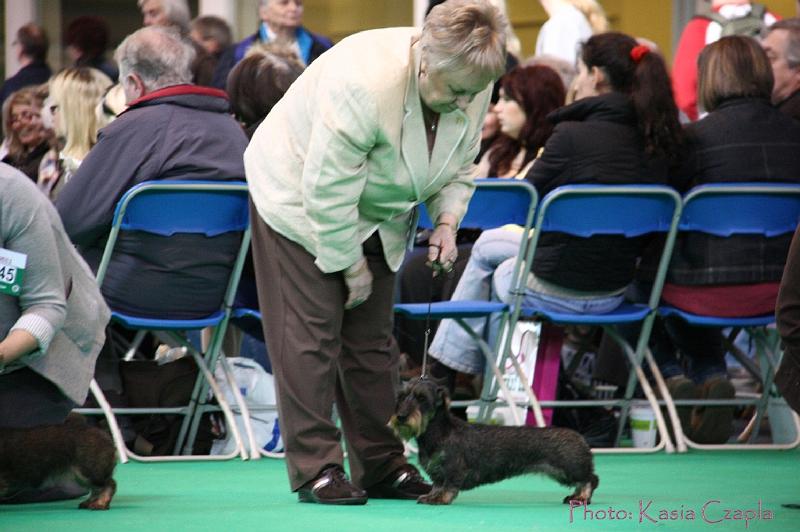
[249,207,406,491]
[776,225,800,415]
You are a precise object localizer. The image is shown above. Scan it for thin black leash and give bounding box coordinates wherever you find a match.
[419,264,436,379]
[420,243,444,379]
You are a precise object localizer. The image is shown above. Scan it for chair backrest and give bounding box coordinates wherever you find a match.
[416,178,538,231]
[679,183,800,237]
[519,184,683,310]
[535,184,681,237]
[114,181,250,236]
[96,180,251,296]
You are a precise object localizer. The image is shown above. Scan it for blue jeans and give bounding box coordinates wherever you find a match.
[429,228,624,375]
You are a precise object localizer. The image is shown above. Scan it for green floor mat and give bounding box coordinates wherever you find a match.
[2,450,798,531]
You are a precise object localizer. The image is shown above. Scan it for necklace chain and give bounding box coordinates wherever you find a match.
[423,106,438,133]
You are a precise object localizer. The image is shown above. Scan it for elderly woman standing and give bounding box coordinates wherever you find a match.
[245,0,507,505]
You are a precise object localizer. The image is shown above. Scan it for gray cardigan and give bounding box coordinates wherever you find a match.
[0,164,109,404]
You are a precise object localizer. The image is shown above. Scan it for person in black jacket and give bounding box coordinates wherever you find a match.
[645,36,800,443]
[428,33,683,382]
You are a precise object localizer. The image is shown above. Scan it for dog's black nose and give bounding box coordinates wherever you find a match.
[395,414,408,423]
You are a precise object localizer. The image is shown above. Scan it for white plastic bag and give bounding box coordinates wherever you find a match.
[468,320,540,426]
[211,357,284,455]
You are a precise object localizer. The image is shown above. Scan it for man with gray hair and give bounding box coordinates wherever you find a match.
[138,0,218,85]
[139,0,191,33]
[762,18,800,120]
[56,26,248,318]
[211,0,331,88]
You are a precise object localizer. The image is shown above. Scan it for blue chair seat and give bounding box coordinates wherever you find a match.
[394,300,508,319]
[232,308,262,321]
[520,302,651,325]
[110,310,226,330]
[658,305,775,328]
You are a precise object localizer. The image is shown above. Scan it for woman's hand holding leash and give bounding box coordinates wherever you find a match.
[427,216,458,276]
[343,256,373,309]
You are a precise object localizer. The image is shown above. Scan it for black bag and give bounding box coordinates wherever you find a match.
[119,357,214,455]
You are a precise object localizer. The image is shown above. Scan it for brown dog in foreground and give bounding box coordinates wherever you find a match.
[0,413,117,509]
[390,377,599,505]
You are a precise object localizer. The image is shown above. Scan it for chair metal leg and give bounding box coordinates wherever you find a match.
[644,349,689,453]
[180,349,247,460]
[452,317,524,426]
[88,379,129,464]
[682,327,800,451]
[218,355,261,459]
[122,330,148,361]
[601,325,674,454]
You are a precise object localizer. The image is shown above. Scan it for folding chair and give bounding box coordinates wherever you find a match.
[76,181,253,462]
[656,183,800,451]
[222,306,284,459]
[394,179,538,425]
[487,184,683,454]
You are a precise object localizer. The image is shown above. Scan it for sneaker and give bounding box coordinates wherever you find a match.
[689,376,735,444]
[366,464,432,500]
[297,465,367,505]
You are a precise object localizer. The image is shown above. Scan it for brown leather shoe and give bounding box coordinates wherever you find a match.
[366,464,432,500]
[689,376,735,444]
[665,375,701,440]
[297,465,367,505]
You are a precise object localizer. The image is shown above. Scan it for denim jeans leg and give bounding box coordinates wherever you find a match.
[428,229,523,375]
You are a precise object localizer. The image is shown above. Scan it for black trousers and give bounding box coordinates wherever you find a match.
[0,367,74,428]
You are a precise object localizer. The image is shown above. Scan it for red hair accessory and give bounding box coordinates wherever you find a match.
[630,45,650,64]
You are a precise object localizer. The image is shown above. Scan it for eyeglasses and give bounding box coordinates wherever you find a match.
[10,110,40,123]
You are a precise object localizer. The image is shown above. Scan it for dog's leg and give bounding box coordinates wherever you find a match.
[417,485,459,505]
[79,479,116,511]
[562,474,598,506]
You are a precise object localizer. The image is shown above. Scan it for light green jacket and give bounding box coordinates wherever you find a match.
[245,27,491,273]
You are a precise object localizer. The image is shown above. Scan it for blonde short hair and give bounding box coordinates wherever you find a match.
[421,0,508,79]
[697,35,774,113]
[49,67,113,161]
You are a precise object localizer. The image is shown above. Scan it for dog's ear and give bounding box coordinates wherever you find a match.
[436,386,451,409]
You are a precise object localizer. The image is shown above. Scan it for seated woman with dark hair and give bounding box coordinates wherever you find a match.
[641,35,800,443]
[227,43,305,137]
[395,64,566,378]
[218,44,305,360]
[427,32,683,389]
